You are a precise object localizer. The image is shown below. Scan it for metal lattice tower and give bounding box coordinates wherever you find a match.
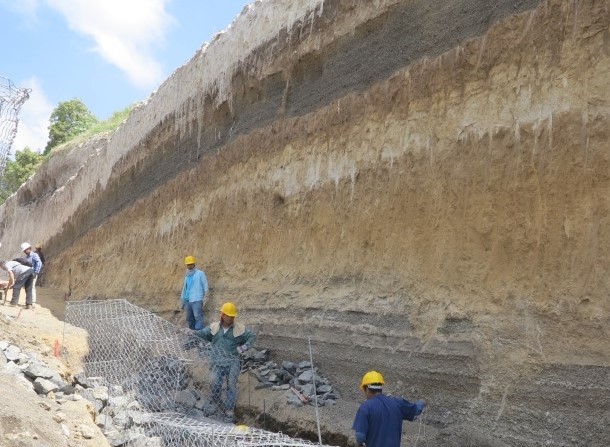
[0,76,31,176]
[64,299,338,447]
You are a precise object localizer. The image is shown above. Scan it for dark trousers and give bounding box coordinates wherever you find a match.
[12,272,34,305]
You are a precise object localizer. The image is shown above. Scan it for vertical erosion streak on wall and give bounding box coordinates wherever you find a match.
[6,0,544,265]
[47,0,608,354]
[30,1,610,445]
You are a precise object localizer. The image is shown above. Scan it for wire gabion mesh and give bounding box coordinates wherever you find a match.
[142,412,331,446]
[64,299,336,447]
[0,76,30,175]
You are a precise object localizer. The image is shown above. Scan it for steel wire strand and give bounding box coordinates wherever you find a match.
[65,299,338,447]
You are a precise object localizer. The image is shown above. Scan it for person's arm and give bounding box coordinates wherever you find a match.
[352,406,369,446]
[32,253,42,274]
[354,431,366,446]
[200,271,209,301]
[399,397,427,421]
[237,328,257,353]
[244,328,256,348]
[6,270,15,288]
[180,277,188,303]
[416,399,427,413]
[194,325,213,341]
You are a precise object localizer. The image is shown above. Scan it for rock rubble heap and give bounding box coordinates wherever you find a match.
[0,340,99,441]
[243,348,340,407]
[1,340,340,446]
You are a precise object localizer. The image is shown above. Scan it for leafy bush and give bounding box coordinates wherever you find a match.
[44,99,98,154]
[0,148,44,202]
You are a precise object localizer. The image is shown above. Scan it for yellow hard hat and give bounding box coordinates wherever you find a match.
[360,371,385,390]
[184,255,196,265]
[220,302,238,317]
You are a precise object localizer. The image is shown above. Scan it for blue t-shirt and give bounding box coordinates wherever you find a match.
[181,268,209,303]
[352,394,424,447]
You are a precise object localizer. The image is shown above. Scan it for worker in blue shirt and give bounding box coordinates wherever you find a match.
[180,255,209,330]
[352,371,427,447]
[21,242,42,308]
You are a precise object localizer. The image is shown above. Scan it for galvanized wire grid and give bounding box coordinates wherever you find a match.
[144,412,329,446]
[64,299,335,447]
[0,76,30,175]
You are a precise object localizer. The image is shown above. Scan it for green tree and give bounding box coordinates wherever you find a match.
[44,98,98,154]
[0,147,45,203]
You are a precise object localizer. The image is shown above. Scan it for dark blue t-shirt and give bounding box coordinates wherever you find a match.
[352,394,423,447]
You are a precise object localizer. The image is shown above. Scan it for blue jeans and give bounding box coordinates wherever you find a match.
[184,300,204,330]
[210,359,241,411]
[12,271,34,305]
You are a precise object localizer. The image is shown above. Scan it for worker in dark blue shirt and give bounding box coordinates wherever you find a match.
[352,371,427,447]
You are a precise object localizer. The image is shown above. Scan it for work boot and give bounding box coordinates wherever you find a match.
[25,304,32,309]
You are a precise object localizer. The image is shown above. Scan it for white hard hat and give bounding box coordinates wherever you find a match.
[20,242,31,251]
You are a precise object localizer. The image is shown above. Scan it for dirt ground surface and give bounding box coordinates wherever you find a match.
[0,288,435,447]
[0,288,110,447]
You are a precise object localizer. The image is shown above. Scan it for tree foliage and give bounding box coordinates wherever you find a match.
[0,147,45,203]
[44,98,98,154]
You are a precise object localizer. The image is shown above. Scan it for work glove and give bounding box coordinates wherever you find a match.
[416,399,427,414]
[237,344,249,354]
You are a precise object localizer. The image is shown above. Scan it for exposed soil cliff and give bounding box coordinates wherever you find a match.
[1,0,608,445]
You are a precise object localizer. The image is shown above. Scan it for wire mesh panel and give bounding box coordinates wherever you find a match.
[64,299,337,447]
[65,299,195,412]
[0,76,30,174]
[143,412,326,447]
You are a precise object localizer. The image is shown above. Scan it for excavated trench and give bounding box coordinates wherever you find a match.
[239,407,355,447]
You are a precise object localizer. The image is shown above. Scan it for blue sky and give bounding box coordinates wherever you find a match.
[1,0,252,153]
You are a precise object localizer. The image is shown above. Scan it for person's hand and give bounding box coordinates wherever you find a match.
[181,329,201,350]
[237,345,249,354]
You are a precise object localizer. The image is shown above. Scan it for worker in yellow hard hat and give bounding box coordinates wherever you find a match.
[180,255,209,330]
[192,302,256,422]
[352,371,427,447]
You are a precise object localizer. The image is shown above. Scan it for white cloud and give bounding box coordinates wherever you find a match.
[12,77,54,153]
[46,0,173,89]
